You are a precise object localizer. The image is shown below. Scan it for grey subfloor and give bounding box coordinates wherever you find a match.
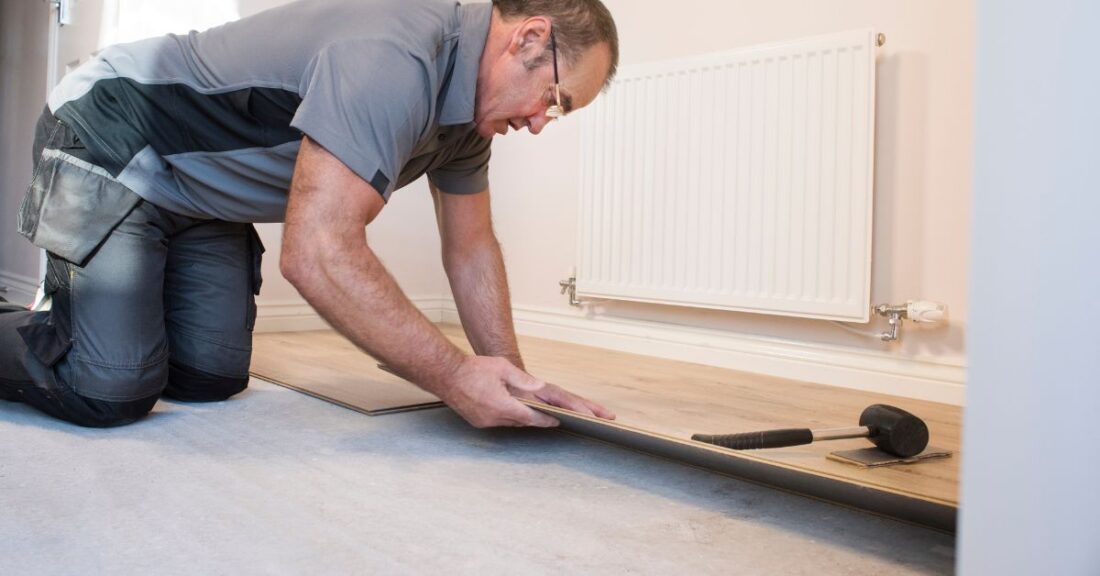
[0,379,955,575]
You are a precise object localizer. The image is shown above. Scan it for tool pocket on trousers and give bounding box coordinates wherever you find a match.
[18,149,142,267]
[17,118,64,246]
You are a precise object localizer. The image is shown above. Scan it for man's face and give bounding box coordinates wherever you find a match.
[474,27,612,139]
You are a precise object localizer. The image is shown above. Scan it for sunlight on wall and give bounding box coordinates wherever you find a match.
[99,0,240,47]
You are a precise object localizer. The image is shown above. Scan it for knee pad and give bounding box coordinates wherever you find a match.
[74,393,160,427]
[13,384,159,428]
[163,361,248,402]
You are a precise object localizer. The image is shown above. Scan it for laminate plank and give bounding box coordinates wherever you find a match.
[522,400,957,532]
[431,325,960,509]
[250,330,443,414]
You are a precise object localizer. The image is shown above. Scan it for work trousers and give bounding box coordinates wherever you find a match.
[0,109,264,427]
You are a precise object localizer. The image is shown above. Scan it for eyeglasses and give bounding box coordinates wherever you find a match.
[546,30,565,120]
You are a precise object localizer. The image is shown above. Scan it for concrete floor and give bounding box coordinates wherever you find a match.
[0,379,955,575]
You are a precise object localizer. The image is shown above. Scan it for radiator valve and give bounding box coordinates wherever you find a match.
[559,275,582,307]
[873,301,947,342]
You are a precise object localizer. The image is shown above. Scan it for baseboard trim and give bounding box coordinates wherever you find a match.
[0,269,39,306]
[254,296,449,333]
[256,296,967,405]
[440,302,967,406]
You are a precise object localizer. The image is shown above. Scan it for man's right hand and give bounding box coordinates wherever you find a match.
[439,356,615,429]
[284,138,612,431]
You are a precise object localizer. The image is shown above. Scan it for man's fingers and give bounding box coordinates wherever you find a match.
[582,397,616,420]
[502,363,545,393]
[533,383,616,421]
[537,385,595,416]
[521,406,560,428]
[578,400,616,420]
[539,385,593,414]
[498,397,558,428]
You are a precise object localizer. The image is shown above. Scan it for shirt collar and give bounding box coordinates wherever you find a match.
[438,2,492,126]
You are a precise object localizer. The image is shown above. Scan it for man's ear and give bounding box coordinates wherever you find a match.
[511,16,551,55]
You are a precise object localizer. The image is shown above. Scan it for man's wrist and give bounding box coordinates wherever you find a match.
[427,347,469,398]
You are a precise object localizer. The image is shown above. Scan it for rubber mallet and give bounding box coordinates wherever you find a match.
[691,404,929,458]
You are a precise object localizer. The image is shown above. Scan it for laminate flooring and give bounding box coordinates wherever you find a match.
[253,325,962,529]
[250,330,443,415]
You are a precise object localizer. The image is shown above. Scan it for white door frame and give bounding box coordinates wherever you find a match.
[39,0,62,285]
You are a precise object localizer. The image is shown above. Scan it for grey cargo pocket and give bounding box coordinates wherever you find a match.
[18,149,142,266]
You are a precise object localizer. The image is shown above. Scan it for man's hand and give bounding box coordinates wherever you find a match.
[427,186,615,428]
[285,139,614,431]
[437,356,616,428]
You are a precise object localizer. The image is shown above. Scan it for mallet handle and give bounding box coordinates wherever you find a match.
[692,428,814,450]
[693,426,874,451]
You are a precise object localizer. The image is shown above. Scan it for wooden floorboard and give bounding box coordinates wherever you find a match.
[523,401,957,532]
[252,325,961,529]
[462,325,962,505]
[250,331,443,415]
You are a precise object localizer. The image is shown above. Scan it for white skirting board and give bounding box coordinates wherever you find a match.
[0,269,39,306]
[256,297,966,406]
[254,297,449,332]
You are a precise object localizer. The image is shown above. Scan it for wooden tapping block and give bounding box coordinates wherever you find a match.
[827,447,953,468]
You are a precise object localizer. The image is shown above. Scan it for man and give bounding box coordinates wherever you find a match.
[0,0,619,428]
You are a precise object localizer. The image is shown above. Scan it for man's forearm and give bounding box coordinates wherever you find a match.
[278,138,592,429]
[445,236,524,369]
[287,239,466,397]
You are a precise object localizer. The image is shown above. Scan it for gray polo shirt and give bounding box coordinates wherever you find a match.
[47,0,493,223]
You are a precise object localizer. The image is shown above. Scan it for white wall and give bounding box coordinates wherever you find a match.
[490,0,973,359]
[0,0,51,304]
[958,1,1099,573]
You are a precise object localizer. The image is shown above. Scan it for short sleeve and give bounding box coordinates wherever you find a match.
[427,128,492,194]
[291,39,431,200]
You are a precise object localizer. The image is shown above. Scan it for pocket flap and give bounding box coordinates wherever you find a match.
[16,320,72,368]
[19,150,142,266]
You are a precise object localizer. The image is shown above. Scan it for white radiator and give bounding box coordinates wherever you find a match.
[577,29,877,322]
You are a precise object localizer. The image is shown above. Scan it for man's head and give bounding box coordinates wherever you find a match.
[475,0,619,139]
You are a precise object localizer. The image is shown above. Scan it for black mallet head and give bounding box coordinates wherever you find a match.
[859,404,930,457]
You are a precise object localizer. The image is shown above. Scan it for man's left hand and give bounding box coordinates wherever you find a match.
[507,378,617,421]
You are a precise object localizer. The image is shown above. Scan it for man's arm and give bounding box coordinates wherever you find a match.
[431,183,615,420]
[281,137,557,428]
[431,184,523,368]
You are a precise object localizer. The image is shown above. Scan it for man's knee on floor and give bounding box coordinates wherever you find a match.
[17,385,159,428]
[12,361,165,428]
[70,393,159,428]
[163,361,248,402]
